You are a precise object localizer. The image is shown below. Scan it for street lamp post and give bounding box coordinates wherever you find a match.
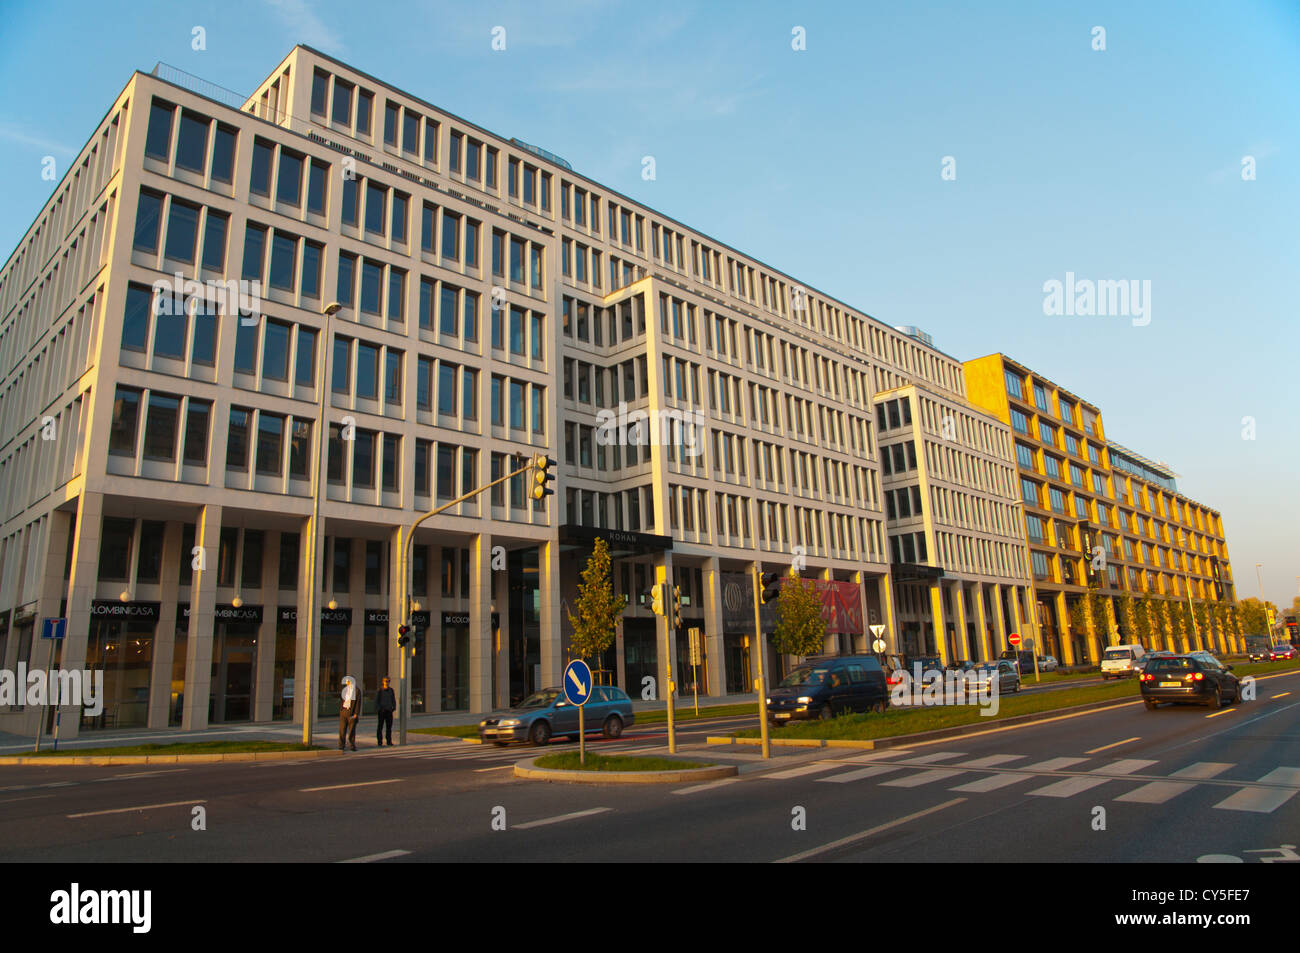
[1256,563,1270,648]
[301,301,341,746]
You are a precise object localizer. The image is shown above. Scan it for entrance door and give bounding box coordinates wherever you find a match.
[210,622,255,722]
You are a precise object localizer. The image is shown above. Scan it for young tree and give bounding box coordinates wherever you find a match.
[1237,597,1276,635]
[772,575,828,660]
[1136,593,1158,648]
[567,538,627,665]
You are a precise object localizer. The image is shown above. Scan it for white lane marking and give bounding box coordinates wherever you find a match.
[818,764,910,784]
[761,762,850,780]
[474,765,515,772]
[0,794,56,805]
[513,807,611,829]
[1026,759,1158,798]
[773,798,966,863]
[672,778,741,795]
[1117,762,1235,805]
[300,778,405,793]
[337,849,411,863]
[1213,767,1300,814]
[954,754,1026,769]
[1086,737,1140,754]
[68,799,205,818]
[881,768,966,788]
[829,749,916,763]
[90,769,188,782]
[949,757,1090,793]
[902,751,968,765]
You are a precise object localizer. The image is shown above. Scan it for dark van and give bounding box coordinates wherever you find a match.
[767,655,889,723]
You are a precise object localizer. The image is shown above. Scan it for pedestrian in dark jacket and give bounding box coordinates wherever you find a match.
[376,677,397,747]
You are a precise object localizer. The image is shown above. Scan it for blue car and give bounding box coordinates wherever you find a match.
[479,685,636,746]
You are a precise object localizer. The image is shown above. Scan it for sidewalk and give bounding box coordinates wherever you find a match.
[0,692,757,754]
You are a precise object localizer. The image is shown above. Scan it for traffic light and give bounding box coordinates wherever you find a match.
[531,454,556,501]
[396,624,412,648]
[672,585,683,628]
[650,583,665,616]
[760,571,781,604]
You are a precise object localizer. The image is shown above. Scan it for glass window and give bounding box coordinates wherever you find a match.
[403,110,420,155]
[277,149,303,204]
[357,90,372,135]
[360,259,382,314]
[438,362,456,415]
[183,400,210,465]
[436,445,455,499]
[332,336,351,393]
[211,125,236,184]
[256,413,284,475]
[391,192,408,243]
[383,434,399,491]
[342,176,359,225]
[295,326,316,386]
[191,302,216,366]
[310,70,329,116]
[509,306,525,355]
[441,210,459,259]
[175,111,209,174]
[164,200,200,262]
[109,388,140,456]
[233,317,258,374]
[133,189,163,253]
[463,368,478,420]
[250,138,273,196]
[226,407,250,471]
[201,211,227,270]
[365,182,386,235]
[423,118,437,162]
[289,420,311,478]
[152,295,186,360]
[269,232,297,291]
[337,252,356,306]
[463,292,478,341]
[302,240,322,298]
[142,393,179,461]
[353,431,375,487]
[388,268,405,321]
[440,284,458,336]
[121,284,152,352]
[385,350,402,404]
[307,160,328,215]
[384,101,399,146]
[263,320,291,381]
[241,224,266,281]
[331,79,352,125]
[356,343,378,399]
[145,101,174,160]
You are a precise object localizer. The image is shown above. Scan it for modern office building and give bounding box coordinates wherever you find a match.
[964,354,1240,664]
[0,45,1022,738]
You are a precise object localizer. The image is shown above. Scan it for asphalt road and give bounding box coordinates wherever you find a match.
[2,669,1297,863]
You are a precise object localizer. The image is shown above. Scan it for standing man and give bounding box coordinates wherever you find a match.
[339,675,360,751]
[376,676,396,747]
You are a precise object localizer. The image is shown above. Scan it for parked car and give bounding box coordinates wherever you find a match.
[882,654,908,689]
[1101,644,1147,679]
[767,655,889,723]
[479,685,635,746]
[998,649,1037,673]
[1268,644,1298,661]
[1139,652,1241,710]
[1037,655,1059,672]
[971,660,1021,694]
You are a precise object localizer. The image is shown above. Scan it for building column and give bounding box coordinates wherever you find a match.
[493,558,509,708]
[386,526,404,708]
[293,513,320,726]
[991,583,1008,656]
[952,580,969,662]
[703,556,725,698]
[30,511,72,737]
[182,503,222,731]
[538,538,562,692]
[346,537,365,697]
[55,492,105,741]
[252,531,280,722]
[468,532,494,714]
[974,583,991,663]
[148,521,183,728]
[1054,591,1077,666]
[878,573,899,656]
[929,582,948,666]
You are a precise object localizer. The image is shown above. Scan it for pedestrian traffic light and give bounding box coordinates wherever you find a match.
[672,585,683,628]
[650,582,665,616]
[396,624,411,647]
[760,571,781,604]
[531,454,556,500]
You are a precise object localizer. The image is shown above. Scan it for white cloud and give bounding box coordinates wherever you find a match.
[0,120,77,156]
[264,0,344,54]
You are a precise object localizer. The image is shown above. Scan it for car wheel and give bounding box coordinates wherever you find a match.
[529,720,551,746]
[1207,687,1222,710]
[1144,699,1159,711]
[603,714,624,739]
[819,703,834,721]
[493,741,509,747]
[872,699,887,714]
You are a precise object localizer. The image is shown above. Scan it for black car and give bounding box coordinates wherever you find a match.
[998,649,1037,673]
[767,655,889,723]
[1140,652,1242,710]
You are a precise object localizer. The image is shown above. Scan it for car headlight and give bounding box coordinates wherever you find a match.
[766,698,772,705]
[498,719,521,727]
[797,696,813,704]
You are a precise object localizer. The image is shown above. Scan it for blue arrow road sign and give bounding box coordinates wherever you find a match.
[562,659,593,706]
[41,618,67,640]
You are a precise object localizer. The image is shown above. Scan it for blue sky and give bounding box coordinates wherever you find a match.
[1,0,1297,607]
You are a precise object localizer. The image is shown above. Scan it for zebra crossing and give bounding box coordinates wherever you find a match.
[758,748,1300,815]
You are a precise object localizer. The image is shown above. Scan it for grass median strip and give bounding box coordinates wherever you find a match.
[18,741,323,757]
[533,752,709,772]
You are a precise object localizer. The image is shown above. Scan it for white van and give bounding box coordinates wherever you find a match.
[1101,644,1147,679]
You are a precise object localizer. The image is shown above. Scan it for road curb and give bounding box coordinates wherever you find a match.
[0,749,340,766]
[513,755,737,784]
